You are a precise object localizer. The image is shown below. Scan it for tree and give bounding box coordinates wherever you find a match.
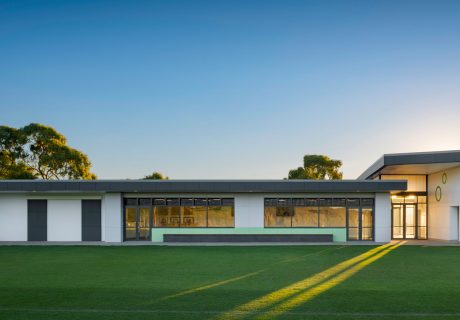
[143,171,169,180]
[287,155,343,180]
[0,123,97,180]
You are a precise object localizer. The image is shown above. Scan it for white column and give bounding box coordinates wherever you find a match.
[374,193,391,242]
[102,193,123,242]
[234,194,264,228]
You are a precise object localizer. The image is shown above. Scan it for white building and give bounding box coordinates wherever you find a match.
[0,150,459,243]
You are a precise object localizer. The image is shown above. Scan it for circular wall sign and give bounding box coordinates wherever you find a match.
[435,186,442,201]
[442,173,447,184]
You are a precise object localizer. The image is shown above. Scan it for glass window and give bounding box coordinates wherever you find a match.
[153,206,180,227]
[292,198,305,206]
[180,198,194,206]
[305,199,318,207]
[125,207,137,240]
[125,198,138,206]
[277,198,292,207]
[292,206,318,227]
[418,203,427,239]
[320,206,346,227]
[347,199,360,208]
[361,208,373,240]
[194,198,207,206]
[167,198,180,206]
[139,198,151,206]
[264,206,292,227]
[139,207,150,240]
[208,198,222,206]
[347,208,359,240]
[153,198,166,206]
[361,199,374,207]
[208,206,234,227]
[181,206,207,227]
[222,198,234,206]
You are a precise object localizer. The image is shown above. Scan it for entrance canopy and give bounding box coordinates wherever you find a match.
[358,150,460,180]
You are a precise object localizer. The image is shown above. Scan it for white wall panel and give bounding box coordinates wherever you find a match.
[428,166,460,240]
[48,200,82,241]
[102,193,122,242]
[374,193,391,242]
[234,194,264,228]
[0,195,27,241]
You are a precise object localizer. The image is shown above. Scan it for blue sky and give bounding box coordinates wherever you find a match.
[1,0,459,179]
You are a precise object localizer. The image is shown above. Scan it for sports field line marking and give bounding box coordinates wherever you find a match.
[1,307,460,318]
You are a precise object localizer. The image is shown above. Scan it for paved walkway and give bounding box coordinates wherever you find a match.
[0,240,459,246]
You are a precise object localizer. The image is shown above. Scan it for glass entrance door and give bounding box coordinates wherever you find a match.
[124,207,151,241]
[405,204,416,239]
[347,207,374,241]
[392,204,417,239]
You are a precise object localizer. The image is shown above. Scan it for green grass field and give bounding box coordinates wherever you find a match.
[1,244,460,320]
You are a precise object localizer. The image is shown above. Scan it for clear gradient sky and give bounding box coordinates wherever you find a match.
[1,0,459,179]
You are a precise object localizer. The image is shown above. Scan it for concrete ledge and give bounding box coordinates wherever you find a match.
[164,234,333,243]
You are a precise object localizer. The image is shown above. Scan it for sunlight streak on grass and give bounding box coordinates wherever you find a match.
[217,243,397,320]
[162,246,342,301]
[256,241,405,319]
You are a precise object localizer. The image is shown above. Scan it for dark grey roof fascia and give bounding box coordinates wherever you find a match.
[357,150,460,180]
[0,179,406,193]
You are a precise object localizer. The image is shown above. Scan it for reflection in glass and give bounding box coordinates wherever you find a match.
[292,206,318,227]
[320,206,346,227]
[405,205,416,239]
[418,203,427,239]
[181,206,207,227]
[264,207,292,227]
[139,207,150,240]
[208,206,234,227]
[392,205,404,239]
[125,207,137,241]
[361,208,373,240]
[347,208,359,240]
[154,206,180,227]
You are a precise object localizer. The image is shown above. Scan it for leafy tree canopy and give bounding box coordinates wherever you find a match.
[287,155,343,180]
[143,171,169,180]
[0,123,96,180]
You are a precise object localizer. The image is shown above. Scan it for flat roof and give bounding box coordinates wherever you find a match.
[358,150,460,180]
[0,179,406,193]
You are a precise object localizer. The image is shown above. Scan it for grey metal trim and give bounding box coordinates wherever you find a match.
[0,180,407,193]
[357,150,460,180]
[163,234,333,242]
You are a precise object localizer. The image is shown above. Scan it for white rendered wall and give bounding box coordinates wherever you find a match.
[0,195,27,241]
[102,193,122,242]
[374,193,392,242]
[234,194,264,228]
[428,166,460,241]
[47,200,82,241]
